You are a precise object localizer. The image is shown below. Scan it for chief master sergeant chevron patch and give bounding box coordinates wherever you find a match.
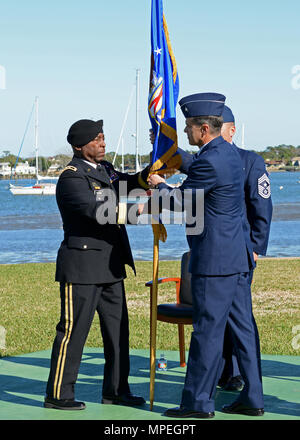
[258,173,271,199]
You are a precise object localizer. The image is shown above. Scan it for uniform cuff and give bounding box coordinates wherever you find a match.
[138,167,150,189]
[253,247,267,256]
[117,201,127,224]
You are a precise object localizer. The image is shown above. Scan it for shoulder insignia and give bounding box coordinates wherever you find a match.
[258,173,271,199]
[61,165,77,173]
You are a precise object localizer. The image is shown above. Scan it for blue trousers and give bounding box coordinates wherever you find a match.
[181,272,263,413]
[220,269,255,380]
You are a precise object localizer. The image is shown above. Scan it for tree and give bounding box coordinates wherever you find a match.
[53,154,72,169]
[0,154,19,167]
[259,144,299,164]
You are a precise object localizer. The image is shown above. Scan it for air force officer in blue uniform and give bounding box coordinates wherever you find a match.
[219,106,273,389]
[175,106,273,391]
[221,105,272,262]
[148,93,264,418]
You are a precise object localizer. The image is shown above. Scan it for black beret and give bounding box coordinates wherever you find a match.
[67,119,103,147]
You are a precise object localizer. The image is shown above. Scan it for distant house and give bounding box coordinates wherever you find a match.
[14,161,36,175]
[291,157,300,166]
[47,163,60,175]
[265,159,284,167]
[0,162,12,176]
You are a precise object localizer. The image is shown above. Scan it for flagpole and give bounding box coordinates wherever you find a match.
[150,224,160,411]
[148,0,179,410]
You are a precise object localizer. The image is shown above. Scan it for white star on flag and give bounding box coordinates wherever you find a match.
[154,47,162,55]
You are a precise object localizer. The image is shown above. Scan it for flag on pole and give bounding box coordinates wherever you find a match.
[148,0,181,410]
[148,0,181,175]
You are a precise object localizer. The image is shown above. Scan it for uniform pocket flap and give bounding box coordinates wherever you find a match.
[67,236,110,250]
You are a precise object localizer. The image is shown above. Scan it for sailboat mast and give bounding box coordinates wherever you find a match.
[35,96,39,180]
[241,123,245,149]
[135,68,140,172]
[121,137,124,173]
[112,85,135,166]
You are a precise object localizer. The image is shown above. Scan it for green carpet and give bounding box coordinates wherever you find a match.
[0,348,299,420]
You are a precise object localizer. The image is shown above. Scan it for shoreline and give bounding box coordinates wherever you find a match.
[259,256,300,260]
[1,256,300,266]
[1,168,300,181]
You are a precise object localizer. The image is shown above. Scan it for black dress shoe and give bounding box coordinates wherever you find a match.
[44,397,86,410]
[222,401,264,416]
[223,375,244,392]
[164,406,215,419]
[102,392,146,406]
[218,377,228,388]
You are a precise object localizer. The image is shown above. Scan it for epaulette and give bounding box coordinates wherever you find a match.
[61,165,77,173]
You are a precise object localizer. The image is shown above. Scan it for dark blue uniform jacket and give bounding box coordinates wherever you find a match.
[234,144,272,255]
[158,136,254,276]
[177,142,273,257]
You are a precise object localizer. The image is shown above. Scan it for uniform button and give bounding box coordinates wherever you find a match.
[83,245,87,249]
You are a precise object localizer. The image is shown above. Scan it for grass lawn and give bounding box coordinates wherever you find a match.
[0,258,299,358]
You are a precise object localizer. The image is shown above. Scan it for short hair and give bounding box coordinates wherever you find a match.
[72,145,83,157]
[191,116,223,135]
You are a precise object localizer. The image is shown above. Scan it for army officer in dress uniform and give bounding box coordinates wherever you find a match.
[148,93,264,418]
[44,119,148,410]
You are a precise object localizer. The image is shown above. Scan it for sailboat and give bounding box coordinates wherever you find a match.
[9,96,56,195]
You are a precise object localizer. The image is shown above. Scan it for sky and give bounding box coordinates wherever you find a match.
[0,0,300,159]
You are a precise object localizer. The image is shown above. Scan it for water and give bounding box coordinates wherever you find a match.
[0,171,299,265]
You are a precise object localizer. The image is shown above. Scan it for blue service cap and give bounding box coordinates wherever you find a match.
[222,105,235,123]
[179,92,226,118]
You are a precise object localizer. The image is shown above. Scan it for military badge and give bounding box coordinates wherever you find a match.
[258,173,271,199]
[102,163,119,183]
[108,171,119,183]
[91,181,101,190]
[90,181,103,200]
[95,190,104,201]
